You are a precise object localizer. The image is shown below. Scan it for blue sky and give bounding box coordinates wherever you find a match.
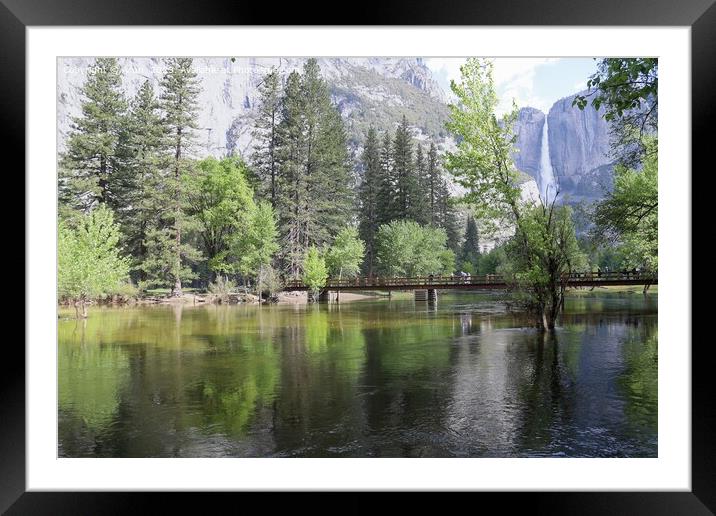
[425,58,599,115]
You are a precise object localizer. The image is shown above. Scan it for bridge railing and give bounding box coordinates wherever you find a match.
[283,271,656,289]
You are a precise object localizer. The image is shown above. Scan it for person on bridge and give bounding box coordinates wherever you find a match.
[429,273,434,285]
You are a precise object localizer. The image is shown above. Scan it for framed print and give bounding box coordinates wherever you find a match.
[4,0,712,513]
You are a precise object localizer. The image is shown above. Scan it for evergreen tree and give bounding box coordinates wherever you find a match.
[276,70,307,279]
[60,58,127,213]
[251,68,282,207]
[410,144,430,225]
[358,127,382,276]
[459,215,481,273]
[392,116,414,219]
[114,81,168,285]
[376,131,395,226]
[275,59,354,279]
[426,143,440,225]
[159,57,202,296]
[436,173,461,255]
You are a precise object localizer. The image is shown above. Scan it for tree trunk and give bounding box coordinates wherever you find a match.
[257,264,263,303]
[81,299,88,319]
[171,129,183,298]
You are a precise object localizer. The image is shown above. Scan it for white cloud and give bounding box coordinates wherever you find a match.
[492,58,560,115]
[426,57,575,115]
[424,58,465,101]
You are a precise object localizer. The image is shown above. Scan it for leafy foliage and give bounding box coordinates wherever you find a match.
[58,206,131,314]
[573,58,657,168]
[445,58,584,329]
[325,227,365,280]
[302,246,328,299]
[184,156,255,275]
[375,220,455,277]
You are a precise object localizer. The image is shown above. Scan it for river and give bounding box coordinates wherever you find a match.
[58,290,657,458]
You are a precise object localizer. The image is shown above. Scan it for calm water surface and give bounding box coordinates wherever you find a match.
[58,292,657,457]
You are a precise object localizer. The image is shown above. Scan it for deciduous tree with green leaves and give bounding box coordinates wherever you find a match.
[235,201,280,300]
[445,58,583,330]
[375,220,454,278]
[184,156,255,279]
[573,58,657,168]
[325,227,365,301]
[58,206,131,318]
[302,246,328,302]
[593,136,658,272]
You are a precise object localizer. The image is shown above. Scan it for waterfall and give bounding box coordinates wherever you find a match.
[539,115,557,204]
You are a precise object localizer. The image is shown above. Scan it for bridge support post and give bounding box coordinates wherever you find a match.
[428,289,437,303]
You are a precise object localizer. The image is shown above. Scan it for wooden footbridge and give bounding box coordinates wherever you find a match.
[285,271,657,295]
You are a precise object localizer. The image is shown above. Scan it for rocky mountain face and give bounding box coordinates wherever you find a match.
[512,107,545,178]
[512,93,614,204]
[57,57,449,159]
[58,58,612,210]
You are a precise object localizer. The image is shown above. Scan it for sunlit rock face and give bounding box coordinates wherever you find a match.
[512,107,545,179]
[546,92,614,203]
[511,96,614,205]
[57,57,448,159]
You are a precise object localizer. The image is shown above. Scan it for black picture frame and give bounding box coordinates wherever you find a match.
[4,1,710,513]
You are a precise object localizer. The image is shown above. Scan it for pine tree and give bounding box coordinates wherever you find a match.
[275,59,354,280]
[392,116,414,219]
[436,172,461,255]
[276,70,306,279]
[159,57,202,296]
[427,143,440,225]
[358,127,381,276]
[376,131,395,226]
[60,58,127,213]
[459,215,481,273]
[251,68,282,207]
[301,59,353,248]
[112,81,169,285]
[410,144,430,225]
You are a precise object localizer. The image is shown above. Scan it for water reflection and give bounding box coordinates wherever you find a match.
[58,291,657,457]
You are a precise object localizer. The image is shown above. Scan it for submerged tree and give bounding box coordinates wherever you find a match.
[500,204,586,329]
[445,58,583,330]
